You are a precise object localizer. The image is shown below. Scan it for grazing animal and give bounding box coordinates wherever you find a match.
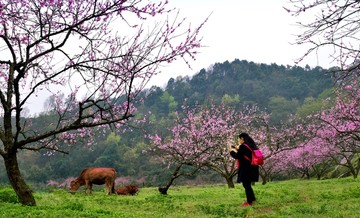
[70,167,116,195]
[115,184,139,195]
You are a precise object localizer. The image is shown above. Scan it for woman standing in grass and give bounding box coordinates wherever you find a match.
[229,132,259,206]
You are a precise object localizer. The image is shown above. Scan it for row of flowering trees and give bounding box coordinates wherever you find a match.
[148,77,360,191]
[317,79,360,178]
[262,77,359,180]
[148,102,267,193]
[147,0,360,191]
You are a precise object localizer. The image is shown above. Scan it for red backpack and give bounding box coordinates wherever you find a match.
[243,144,264,166]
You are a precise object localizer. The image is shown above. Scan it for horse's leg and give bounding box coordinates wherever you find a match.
[109,181,114,195]
[89,183,93,194]
[105,179,110,195]
[85,180,93,194]
[106,182,110,195]
[85,180,89,194]
[110,181,115,195]
[105,177,112,195]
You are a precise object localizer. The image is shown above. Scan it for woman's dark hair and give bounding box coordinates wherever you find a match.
[239,132,257,149]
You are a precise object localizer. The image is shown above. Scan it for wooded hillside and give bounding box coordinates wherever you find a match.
[0,59,334,187]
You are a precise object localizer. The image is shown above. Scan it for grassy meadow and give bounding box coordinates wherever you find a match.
[0,177,359,218]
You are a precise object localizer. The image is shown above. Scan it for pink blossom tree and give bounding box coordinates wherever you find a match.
[252,115,319,183]
[269,81,360,180]
[316,80,360,178]
[0,0,206,205]
[270,79,360,180]
[272,138,337,180]
[287,0,360,178]
[149,102,268,192]
[286,0,360,78]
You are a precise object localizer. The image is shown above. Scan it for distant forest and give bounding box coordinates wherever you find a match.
[0,59,334,187]
[140,59,333,124]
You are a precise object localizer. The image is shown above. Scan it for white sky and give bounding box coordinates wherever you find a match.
[148,0,334,87]
[25,0,334,115]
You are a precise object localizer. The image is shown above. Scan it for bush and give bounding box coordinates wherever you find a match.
[0,188,19,203]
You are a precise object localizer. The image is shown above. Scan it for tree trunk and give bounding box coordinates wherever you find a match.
[3,151,36,206]
[159,164,183,195]
[260,174,268,185]
[225,176,235,188]
[259,171,268,185]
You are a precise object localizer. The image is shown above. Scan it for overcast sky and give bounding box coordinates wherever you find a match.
[26,0,334,115]
[149,0,333,87]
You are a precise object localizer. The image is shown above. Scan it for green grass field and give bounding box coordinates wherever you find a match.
[1,177,359,218]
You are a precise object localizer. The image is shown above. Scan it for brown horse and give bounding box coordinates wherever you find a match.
[70,167,116,195]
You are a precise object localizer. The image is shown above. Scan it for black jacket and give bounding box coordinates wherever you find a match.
[230,143,259,183]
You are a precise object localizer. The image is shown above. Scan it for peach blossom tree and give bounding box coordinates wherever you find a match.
[286,0,360,77]
[149,102,269,192]
[316,80,360,178]
[286,0,360,179]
